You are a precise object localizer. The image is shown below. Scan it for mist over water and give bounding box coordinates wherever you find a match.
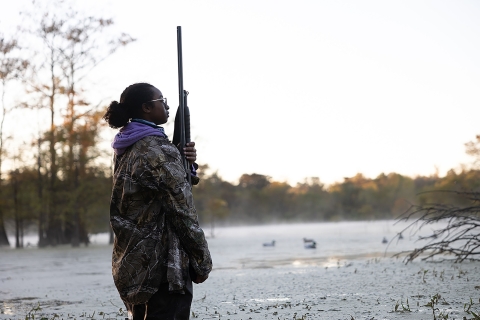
[206,220,424,269]
[7,220,427,268]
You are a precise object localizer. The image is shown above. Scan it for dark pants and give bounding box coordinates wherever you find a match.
[128,282,193,320]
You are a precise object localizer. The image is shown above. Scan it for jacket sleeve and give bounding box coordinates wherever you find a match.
[135,141,212,277]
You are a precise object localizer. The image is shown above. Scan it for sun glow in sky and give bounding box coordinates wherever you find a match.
[1,0,480,185]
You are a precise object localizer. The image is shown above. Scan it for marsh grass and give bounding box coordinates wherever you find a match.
[394,298,411,313]
[390,293,480,320]
[464,298,480,320]
[19,303,127,320]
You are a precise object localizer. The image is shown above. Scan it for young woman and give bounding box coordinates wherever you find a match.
[103,83,212,320]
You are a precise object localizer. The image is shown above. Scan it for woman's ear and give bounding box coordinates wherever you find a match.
[141,103,151,114]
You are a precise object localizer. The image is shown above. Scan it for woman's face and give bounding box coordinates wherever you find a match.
[143,87,170,125]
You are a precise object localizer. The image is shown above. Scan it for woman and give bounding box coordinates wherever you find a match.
[103,83,212,319]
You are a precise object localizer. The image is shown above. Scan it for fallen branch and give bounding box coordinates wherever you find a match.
[393,190,480,263]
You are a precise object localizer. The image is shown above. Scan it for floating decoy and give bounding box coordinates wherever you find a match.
[382,237,388,244]
[304,241,316,249]
[263,240,275,247]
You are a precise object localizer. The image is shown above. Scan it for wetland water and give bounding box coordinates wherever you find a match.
[1,220,478,319]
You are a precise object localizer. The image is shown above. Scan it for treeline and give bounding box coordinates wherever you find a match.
[192,167,480,231]
[5,160,480,247]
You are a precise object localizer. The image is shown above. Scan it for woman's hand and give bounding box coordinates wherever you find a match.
[184,141,197,162]
[193,274,208,284]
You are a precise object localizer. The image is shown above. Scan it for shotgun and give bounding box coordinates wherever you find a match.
[173,26,192,185]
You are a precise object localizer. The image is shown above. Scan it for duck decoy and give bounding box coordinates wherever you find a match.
[263,240,275,247]
[304,241,316,249]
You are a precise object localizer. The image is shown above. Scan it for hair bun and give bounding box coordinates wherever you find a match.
[103,100,129,129]
[112,100,127,111]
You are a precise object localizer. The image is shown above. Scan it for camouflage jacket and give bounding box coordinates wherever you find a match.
[110,135,212,305]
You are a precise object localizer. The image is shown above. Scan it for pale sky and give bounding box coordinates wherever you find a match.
[1,0,480,185]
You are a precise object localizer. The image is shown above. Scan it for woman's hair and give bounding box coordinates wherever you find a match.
[103,83,156,128]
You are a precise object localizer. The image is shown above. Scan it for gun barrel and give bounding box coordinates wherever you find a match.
[177,26,191,185]
[177,26,185,150]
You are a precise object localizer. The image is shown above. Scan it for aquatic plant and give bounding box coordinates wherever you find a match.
[394,298,411,313]
[24,303,41,320]
[425,294,453,320]
[464,298,480,319]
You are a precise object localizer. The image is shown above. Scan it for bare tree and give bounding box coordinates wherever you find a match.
[21,8,68,246]
[58,13,134,247]
[22,0,134,246]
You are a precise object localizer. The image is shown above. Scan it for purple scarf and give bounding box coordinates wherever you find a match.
[112,121,166,155]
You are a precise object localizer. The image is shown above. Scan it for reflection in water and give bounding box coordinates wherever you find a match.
[292,260,302,266]
[2,303,14,315]
[320,257,342,268]
[250,298,290,302]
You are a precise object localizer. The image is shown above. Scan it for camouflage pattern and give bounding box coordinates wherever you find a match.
[110,135,211,305]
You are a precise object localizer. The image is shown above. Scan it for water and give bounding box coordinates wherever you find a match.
[7,220,429,268]
[206,220,421,269]
[9,220,424,268]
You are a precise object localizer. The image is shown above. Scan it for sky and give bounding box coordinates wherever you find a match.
[1,0,480,185]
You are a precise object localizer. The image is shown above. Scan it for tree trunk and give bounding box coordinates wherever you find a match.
[37,138,47,247]
[0,79,9,247]
[19,216,24,248]
[48,222,65,245]
[45,54,61,247]
[0,209,9,247]
[71,163,80,247]
[79,219,89,246]
[12,170,22,249]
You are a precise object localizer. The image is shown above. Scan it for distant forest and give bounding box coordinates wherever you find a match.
[1,0,480,248]
[194,166,480,226]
